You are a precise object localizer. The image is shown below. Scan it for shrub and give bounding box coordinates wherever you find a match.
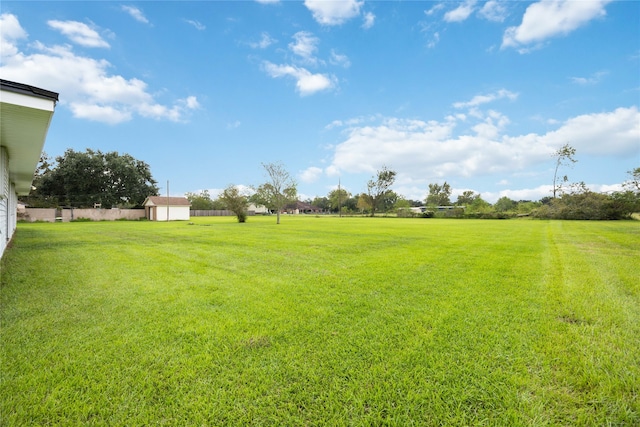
[532,191,639,220]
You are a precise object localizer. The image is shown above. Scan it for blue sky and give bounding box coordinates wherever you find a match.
[1,0,638,203]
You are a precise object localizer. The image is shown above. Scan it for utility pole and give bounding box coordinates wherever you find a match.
[338,178,342,218]
[166,180,170,221]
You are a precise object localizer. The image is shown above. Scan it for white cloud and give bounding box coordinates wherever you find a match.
[182,96,200,109]
[502,0,612,50]
[289,31,319,64]
[444,0,477,23]
[185,19,206,31]
[326,107,639,184]
[300,166,324,183]
[262,61,335,96]
[533,106,640,156]
[70,103,132,125]
[483,185,553,203]
[0,14,198,124]
[304,0,363,26]
[121,5,150,24]
[425,3,445,16]
[47,20,109,48]
[330,50,351,68]
[570,70,608,85]
[427,32,440,49]
[472,110,510,139]
[362,12,375,29]
[478,0,508,22]
[250,32,276,49]
[453,89,518,109]
[0,13,28,57]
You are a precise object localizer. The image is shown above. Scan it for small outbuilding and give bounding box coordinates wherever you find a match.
[143,196,191,221]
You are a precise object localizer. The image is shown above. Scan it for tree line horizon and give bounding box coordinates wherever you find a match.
[22,147,640,222]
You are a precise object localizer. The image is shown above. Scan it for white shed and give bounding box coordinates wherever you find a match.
[1,80,58,258]
[143,196,191,221]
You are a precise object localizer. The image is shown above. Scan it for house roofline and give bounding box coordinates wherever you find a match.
[1,79,59,103]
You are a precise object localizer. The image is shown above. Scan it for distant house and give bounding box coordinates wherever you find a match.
[285,200,323,214]
[1,79,58,258]
[143,196,191,221]
[248,203,269,214]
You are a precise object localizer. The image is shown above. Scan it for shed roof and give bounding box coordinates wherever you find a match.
[144,196,191,207]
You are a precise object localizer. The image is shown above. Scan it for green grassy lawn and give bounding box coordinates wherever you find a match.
[1,216,638,426]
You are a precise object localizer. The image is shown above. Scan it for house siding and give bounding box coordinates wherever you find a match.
[1,146,12,257]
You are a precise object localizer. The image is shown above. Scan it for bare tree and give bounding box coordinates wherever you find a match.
[623,167,640,193]
[254,162,297,224]
[552,144,577,198]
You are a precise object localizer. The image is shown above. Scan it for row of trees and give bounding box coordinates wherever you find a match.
[23,148,639,222]
[188,164,640,221]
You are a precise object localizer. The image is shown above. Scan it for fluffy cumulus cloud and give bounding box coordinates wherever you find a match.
[324,106,639,185]
[502,0,612,51]
[47,20,110,48]
[299,166,324,183]
[0,13,27,56]
[532,107,640,156]
[262,61,335,96]
[304,0,364,26]
[0,13,198,124]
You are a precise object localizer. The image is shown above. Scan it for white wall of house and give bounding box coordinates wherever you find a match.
[248,203,269,214]
[1,147,20,258]
[1,147,10,257]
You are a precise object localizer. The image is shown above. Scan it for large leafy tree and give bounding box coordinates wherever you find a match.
[33,148,158,208]
[364,165,397,217]
[425,182,452,206]
[311,196,330,212]
[327,188,351,214]
[219,185,249,223]
[185,190,216,210]
[253,162,297,224]
[494,196,517,212]
[456,190,478,206]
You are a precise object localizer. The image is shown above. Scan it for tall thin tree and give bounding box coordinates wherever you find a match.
[254,162,297,224]
[552,144,577,198]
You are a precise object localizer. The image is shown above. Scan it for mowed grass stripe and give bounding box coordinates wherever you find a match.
[1,217,638,425]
